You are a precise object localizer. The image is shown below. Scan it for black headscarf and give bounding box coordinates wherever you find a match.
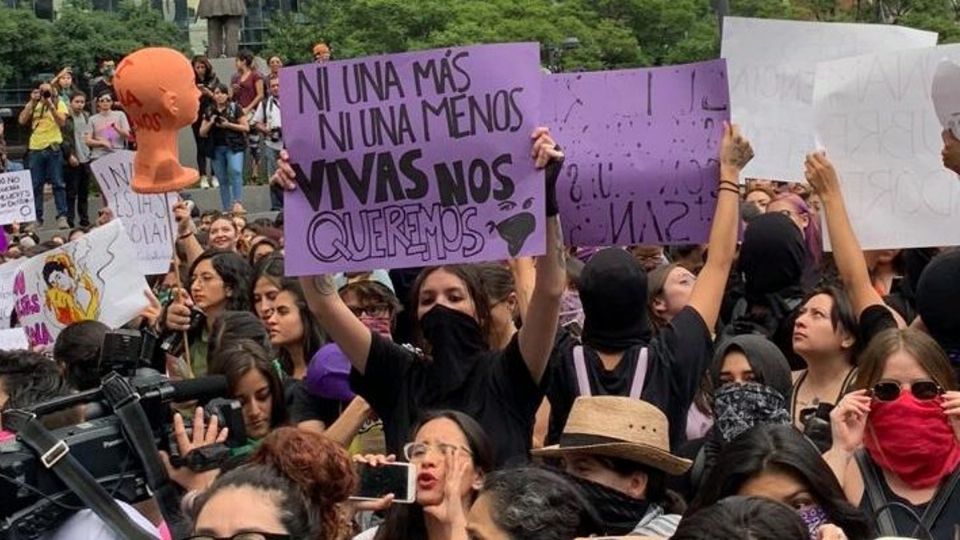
[709,334,794,401]
[916,250,960,353]
[580,248,652,353]
[694,334,794,486]
[738,212,805,301]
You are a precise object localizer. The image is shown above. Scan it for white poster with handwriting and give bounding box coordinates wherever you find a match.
[0,328,29,350]
[0,171,36,225]
[0,260,21,330]
[814,44,960,250]
[722,17,937,181]
[12,220,149,347]
[90,150,177,275]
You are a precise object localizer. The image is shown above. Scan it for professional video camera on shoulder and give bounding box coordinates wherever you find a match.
[0,328,244,540]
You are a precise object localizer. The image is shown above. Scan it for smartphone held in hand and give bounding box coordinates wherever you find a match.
[350,462,416,504]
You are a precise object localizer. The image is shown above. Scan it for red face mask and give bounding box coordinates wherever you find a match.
[865,390,960,489]
[360,314,393,341]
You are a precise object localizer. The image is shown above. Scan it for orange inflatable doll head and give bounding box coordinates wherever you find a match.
[114,47,201,193]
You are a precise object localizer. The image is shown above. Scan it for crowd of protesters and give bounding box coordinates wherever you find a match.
[1,42,317,229]
[2,40,960,540]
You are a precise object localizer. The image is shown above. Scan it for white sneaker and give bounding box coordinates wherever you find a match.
[210,176,220,188]
[199,175,210,189]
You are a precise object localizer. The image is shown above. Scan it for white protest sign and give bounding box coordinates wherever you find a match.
[814,44,960,250]
[90,150,177,275]
[0,260,22,330]
[722,16,937,181]
[932,59,960,138]
[0,328,29,350]
[0,171,36,225]
[12,220,149,347]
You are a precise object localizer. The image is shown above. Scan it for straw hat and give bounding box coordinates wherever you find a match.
[533,396,691,476]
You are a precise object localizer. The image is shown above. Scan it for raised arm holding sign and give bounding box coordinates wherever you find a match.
[278,43,546,276]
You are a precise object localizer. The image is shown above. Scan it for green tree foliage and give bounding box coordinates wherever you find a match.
[0,1,186,87]
[267,0,960,69]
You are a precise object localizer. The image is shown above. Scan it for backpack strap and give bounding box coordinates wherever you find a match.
[572,345,591,397]
[855,450,898,537]
[918,461,960,534]
[690,445,707,491]
[628,347,649,400]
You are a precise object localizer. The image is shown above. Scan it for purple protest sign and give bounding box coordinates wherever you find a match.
[543,59,730,246]
[279,43,545,275]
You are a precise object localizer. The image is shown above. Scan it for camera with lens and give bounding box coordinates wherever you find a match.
[799,402,833,453]
[165,398,246,471]
[158,306,205,357]
[40,89,52,99]
[0,326,242,539]
[214,115,226,126]
[269,127,282,143]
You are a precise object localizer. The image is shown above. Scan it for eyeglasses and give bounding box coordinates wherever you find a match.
[403,442,473,462]
[348,303,391,318]
[98,97,113,103]
[186,534,290,540]
[871,379,943,402]
[192,273,223,286]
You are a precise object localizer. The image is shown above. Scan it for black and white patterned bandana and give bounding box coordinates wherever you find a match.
[713,382,792,442]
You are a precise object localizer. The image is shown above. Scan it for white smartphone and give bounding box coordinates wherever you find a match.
[350,462,416,504]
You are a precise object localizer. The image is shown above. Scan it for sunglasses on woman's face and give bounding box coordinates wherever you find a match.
[871,379,943,402]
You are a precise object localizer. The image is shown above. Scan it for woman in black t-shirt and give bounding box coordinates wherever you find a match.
[545,123,753,450]
[297,129,567,466]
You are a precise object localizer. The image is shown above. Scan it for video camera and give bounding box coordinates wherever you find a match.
[0,328,245,540]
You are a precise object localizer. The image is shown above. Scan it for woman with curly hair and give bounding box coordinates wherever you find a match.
[188,427,356,540]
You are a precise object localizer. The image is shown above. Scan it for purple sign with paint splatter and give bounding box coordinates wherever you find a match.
[543,59,730,246]
[279,43,545,275]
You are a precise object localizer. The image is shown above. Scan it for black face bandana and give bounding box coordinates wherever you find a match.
[739,212,805,301]
[560,470,650,535]
[418,304,489,402]
[580,248,652,353]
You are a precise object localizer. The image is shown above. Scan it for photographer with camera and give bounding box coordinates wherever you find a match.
[199,84,249,212]
[18,81,69,230]
[252,76,283,211]
[0,350,163,539]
